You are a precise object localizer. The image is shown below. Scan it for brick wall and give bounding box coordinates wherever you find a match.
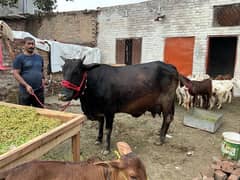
[4,19,26,31]
[0,39,24,103]
[2,0,240,100]
[97,0,240,79]
[1,10,98,74]
[0,38,51,102]
[0,10,98,100]
[26,10,98,47]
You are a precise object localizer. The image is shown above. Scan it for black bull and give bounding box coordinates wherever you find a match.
[59,57,179,154]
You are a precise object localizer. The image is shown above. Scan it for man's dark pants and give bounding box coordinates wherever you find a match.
[19,89,44,108]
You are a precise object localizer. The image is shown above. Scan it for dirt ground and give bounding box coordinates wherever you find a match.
[42,96,240,180]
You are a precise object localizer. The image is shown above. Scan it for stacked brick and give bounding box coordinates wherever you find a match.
[193,158,240,180]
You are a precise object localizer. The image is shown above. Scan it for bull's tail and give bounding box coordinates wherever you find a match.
[179,74,192,89]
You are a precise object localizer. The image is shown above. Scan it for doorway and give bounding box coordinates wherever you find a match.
[207,37,237,78]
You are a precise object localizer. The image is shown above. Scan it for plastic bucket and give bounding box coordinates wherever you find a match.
[221,132,240,160]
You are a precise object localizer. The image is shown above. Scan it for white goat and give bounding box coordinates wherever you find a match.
[210,80,233,109]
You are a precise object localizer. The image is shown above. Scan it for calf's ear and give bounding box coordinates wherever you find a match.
[109,160,125,169]
[117,142,132,156]
[94,161,110,168]
[94,160,124,169]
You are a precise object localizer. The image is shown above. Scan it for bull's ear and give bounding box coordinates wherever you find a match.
[82,63,100,71]
[77,58,85,69]
[117,142,133,156]
[81,55,86,64]
[60,56,67,63]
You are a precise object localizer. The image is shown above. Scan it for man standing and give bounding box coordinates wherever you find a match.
[13,37,45,108]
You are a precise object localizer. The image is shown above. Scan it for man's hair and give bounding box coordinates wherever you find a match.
[23,37,35,44]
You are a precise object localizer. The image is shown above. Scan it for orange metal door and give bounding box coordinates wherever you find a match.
[164,37,195,76]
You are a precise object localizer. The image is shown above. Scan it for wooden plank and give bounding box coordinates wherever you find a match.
[0,116,85,168]
[0,126,81,171]
[72,133,80,162]
[0,102,86,168]
[110,64,126,67]
[36,108,78,121]
[0,101,78,121]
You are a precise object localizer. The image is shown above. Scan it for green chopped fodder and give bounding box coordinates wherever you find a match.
[0,105,62,155]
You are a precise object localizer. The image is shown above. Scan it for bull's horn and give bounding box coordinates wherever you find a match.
[81,55,86,63]
[60,56,67,62]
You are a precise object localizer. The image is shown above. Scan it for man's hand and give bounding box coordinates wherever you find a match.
[42,79,47,88]
[25,84,33,95]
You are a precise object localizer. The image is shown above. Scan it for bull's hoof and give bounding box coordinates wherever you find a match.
[101,149,110,155]
[95,140,102,145]
[153,141,164,146]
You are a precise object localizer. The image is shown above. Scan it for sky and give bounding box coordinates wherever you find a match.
[56,0,148,12]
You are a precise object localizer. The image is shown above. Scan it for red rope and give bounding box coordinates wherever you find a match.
[30,72,87,111]
[60,101,71,111]
[32,91,71,111]
[31,91,45,108]
[61,72,87,91]
[60,72,87,111]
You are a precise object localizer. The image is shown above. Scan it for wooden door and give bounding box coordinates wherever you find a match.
[116,39,125,64]
[116,38,142,65]
[164,37,195,76]
[132,38,142,64]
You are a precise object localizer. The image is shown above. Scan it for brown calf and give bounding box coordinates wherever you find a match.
[0,142,147,180]
[180,75,212,109]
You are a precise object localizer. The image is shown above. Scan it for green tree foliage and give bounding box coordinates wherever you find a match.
[33,0,57,12]
[0,0,74,12]
[34,0,74,12]
[0,0,18,7]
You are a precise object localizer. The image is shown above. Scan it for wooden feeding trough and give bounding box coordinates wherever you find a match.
[183,108,223,133]
[0,101,86,171]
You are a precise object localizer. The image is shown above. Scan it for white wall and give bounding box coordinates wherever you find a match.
[0,0,36,17]
[18,0,36,14]
[97,0,240,80]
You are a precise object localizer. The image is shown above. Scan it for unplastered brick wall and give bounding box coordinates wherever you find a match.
[1,39,49,76]
[0,19,26,68]
[0,38,51,102]
[27,10,98,47]
[97,0,240,79]
[0,39,25,95]
[0,19,29,102]
[4,19,26,31]
[1,10,98,99]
